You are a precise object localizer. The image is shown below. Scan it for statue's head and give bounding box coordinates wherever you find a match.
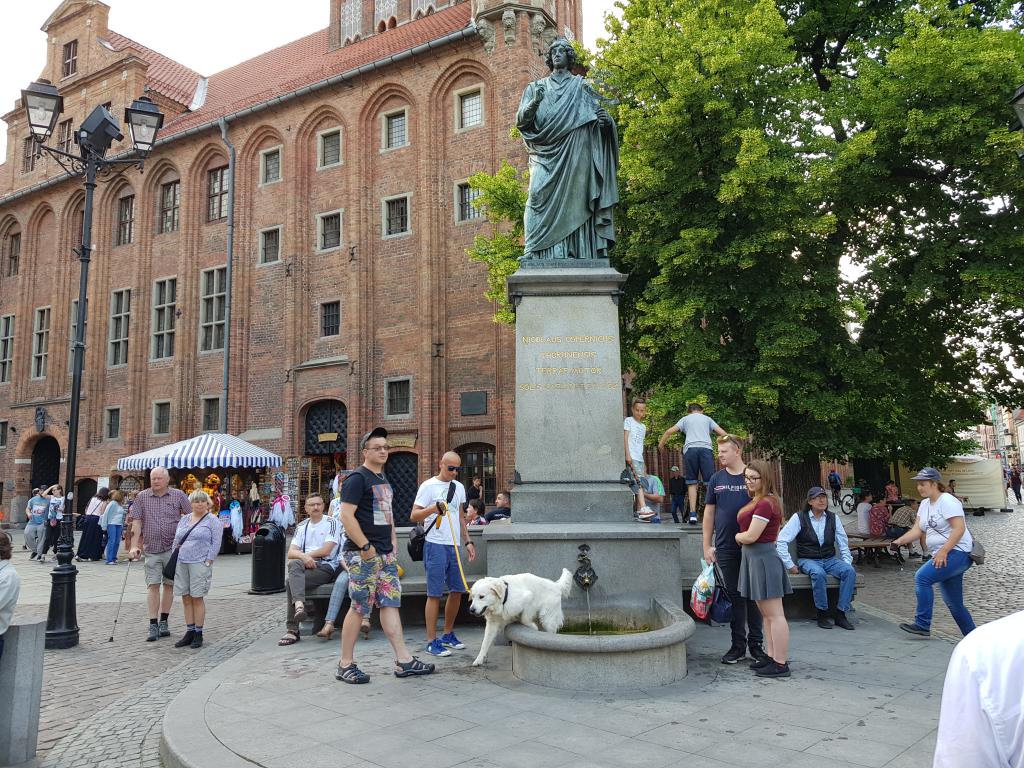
[544,38,578,71]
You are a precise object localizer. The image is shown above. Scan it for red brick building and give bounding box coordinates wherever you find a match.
[0,0,583,521]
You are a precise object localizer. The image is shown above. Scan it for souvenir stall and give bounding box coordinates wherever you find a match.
[116,433,284,554]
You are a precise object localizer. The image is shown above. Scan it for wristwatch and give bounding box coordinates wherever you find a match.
[360,542,372,552]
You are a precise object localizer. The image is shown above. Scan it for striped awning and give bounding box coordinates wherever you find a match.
[116,433,283,471]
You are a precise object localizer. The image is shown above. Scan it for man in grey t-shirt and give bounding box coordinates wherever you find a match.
[658,403,727,522]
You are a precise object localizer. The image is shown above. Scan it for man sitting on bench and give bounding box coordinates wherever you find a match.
[278,494,342,646]
[776,487,857,631]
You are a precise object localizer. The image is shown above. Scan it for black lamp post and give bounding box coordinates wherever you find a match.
[21,80,164,649]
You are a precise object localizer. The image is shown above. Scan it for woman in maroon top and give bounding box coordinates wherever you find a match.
[735,460,792,678]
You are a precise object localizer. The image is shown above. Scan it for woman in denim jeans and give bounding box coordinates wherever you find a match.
[892,467,976,638]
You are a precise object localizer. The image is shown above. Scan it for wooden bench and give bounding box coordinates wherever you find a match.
[847,536,903,567]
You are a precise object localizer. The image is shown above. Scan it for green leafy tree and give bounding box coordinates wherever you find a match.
[597,0,1024,469]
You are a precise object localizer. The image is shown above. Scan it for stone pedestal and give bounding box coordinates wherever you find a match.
[506,267,634,522]
[0,621,45,767]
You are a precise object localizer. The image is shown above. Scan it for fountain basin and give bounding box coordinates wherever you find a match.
[505,595,695,691]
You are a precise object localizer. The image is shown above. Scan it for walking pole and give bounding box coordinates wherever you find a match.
[108,556,133,643]
[439,501,469,591]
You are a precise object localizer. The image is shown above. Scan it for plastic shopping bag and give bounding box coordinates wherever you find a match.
[689,559,716,620]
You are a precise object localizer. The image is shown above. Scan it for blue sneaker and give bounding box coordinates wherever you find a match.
[425,639,451,656]
[649,516,662,524]
[440,631,465,650]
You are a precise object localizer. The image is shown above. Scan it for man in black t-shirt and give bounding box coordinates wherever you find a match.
[702,435,766,666]
[336,427,434,684]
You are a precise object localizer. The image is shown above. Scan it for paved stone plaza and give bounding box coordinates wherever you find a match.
[6,501,1022,767]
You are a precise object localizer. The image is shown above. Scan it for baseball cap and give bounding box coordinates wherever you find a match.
[360,426,388,450]
[911,467,941,482]
[806,486,828,501]
[670,466,680,472]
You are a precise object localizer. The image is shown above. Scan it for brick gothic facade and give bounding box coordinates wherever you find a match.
[0,0,584,519]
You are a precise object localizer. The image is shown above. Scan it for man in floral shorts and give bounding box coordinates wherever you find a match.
[336,426,435,684]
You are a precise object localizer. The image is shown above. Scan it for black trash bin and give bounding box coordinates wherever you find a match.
[249,522,286,595]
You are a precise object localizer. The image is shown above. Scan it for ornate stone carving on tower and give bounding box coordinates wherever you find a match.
[473,0,557,55]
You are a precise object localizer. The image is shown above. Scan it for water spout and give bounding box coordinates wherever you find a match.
[573,544,598,635]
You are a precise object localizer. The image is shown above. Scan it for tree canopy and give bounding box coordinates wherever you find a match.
[591,0,1024,465]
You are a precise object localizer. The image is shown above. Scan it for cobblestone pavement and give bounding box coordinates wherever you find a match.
[850,503,1024,638]
[8,543,277,763]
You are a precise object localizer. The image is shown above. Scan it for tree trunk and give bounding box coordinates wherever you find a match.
[781,455,821,516]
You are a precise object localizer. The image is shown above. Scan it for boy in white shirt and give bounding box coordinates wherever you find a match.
[624,400,650,517]
[411,451,475,657]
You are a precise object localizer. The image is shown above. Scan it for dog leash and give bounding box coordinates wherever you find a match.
[440,500,470,592]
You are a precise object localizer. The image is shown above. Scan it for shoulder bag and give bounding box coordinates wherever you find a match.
[163,515,210,581]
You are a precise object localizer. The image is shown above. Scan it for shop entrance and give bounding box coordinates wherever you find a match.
[31,436,61,490]
[457,442,497,505]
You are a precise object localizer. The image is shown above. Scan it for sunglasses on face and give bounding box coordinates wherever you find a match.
[446,465,461,472]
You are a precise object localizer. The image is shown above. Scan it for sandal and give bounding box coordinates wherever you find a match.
[316,622,335,640]
[394,656,435,678]
[360,620,371,640]
[336,663,370,684]
[277,631,300,646]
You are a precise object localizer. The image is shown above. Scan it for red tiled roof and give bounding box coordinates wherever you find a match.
[103,31,203,107]
[159,3,473,139]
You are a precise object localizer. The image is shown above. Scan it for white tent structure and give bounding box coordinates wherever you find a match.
[898,456,1007,509]
[117,433,282,471]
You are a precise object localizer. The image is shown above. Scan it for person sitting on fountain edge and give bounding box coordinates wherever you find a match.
[775,487,856,630]
[485,492,512,523]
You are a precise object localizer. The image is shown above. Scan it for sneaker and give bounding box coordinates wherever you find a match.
[756,661,791,678]
[649,516,662,524]
[29,553,38,561]
[721,645,746,664]
[749,644,770,664]
[174,630,196,648]
[834,611,855,631]
[899,622,930,637]
[190,633,204,649]
[816,609,834,629]
[688,517,698,524]
[158,619,171,638]
[425,639,452,657]
[440,632,465,650]
[749,655,773,670]
[146,624,159,642]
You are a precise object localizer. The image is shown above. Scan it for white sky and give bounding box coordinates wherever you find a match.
[0,0,621,160]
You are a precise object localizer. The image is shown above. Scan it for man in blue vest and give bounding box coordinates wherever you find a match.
[776,487,857,630]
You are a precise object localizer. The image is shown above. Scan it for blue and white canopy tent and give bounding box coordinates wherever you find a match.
[116,433,282,471]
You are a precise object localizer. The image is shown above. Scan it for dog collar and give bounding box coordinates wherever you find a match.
[501,580,510,606]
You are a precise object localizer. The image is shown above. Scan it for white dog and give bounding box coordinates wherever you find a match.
[469,569,573,666]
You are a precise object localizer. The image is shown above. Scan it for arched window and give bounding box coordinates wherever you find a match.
[384,451,418,526]
[457,443,496,505]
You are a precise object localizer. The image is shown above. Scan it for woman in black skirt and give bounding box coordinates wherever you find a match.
[735,460,792,678]
[76,487,109,561]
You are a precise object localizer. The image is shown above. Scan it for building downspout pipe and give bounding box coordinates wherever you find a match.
[218,117,236,434]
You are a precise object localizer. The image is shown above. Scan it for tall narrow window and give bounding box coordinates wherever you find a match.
[260,148,281,184]
[385,111,407,149]
[201,397,221,432]
[68,298,88,372]
[385,378,412,417]
[260,228,281,264]
[0,421,7,448]
[457,183,483,222]
[108,289,131,367]
[458,90,483,129]
[207,166,228,221]
[159,180,180,233]
[152,278,176,359]
[199,267,227,351]
[62,40,78,77]
[153,401,171,435]
[0,315,14,384]
[105,408,121,440]
[321,301,340,337]
[318,129,341,168]
[57,119,74,153]
[384,196,409,236]
[32,307,50,379]
[22,137,36,174]
[318,211,342,251]
[5,233,20,277]
[116,195,135,245]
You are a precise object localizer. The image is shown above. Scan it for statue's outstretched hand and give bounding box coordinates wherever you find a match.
[533,83,546,105]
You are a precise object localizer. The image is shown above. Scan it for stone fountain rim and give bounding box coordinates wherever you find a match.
[504,595,695,653]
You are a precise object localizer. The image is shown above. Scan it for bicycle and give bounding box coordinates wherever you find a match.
[839,487,858,515]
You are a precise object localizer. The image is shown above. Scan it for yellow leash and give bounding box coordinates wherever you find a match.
[438,500,469,591]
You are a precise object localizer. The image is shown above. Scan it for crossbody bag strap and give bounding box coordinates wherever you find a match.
[176,515,208,550]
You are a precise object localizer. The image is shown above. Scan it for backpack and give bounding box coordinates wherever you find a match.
[407,480,456,562]
[869,503,890,538]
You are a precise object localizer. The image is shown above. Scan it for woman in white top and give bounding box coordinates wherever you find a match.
[891,468,976,637]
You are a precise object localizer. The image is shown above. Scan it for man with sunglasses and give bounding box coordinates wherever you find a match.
[411,451,475,657]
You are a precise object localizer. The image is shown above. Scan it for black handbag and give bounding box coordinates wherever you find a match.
[710,562,734,624]
[163,516,208,581]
